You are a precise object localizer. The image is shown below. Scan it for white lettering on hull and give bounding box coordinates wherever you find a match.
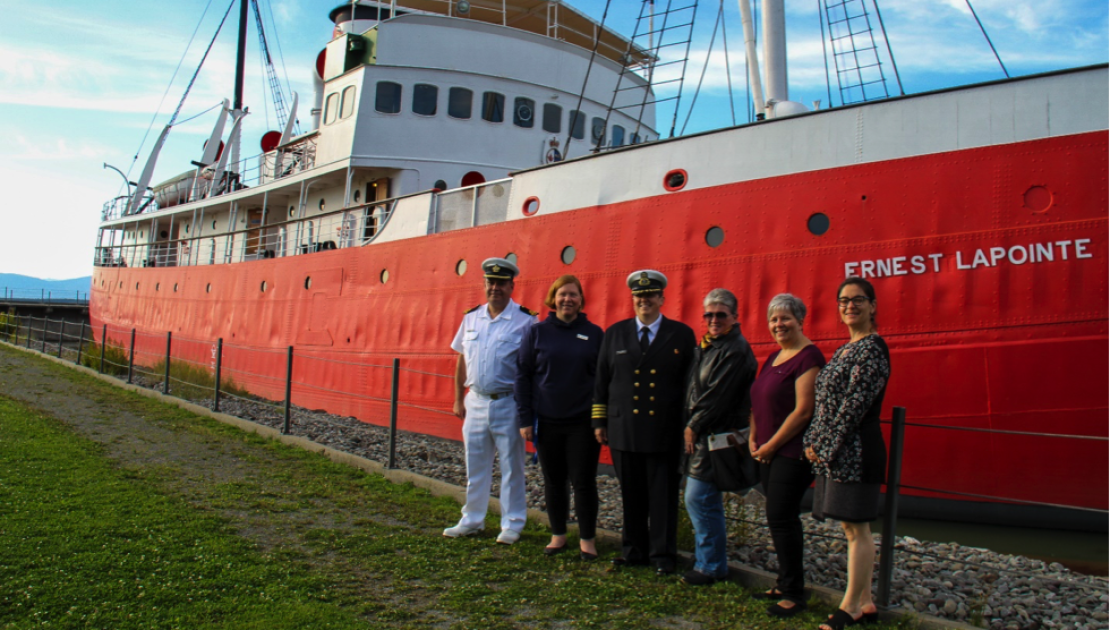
[843,238,1097,278]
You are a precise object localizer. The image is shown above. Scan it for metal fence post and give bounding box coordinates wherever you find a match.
[213,338,223,412]
[876,406,907,609]
[163,331,172,395]
[127,328,136,384]
[99,324,107,373]
[57,321,65,358]
[26,317,32,349]
[41,319,47,353]
[76,321,86,365]
[12,315,18,345]
[282,345,293,434]
[388,358,400,469]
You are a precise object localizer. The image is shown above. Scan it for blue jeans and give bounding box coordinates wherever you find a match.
[684,476,728,577]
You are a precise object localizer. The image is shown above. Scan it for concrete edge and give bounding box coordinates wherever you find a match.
[3,341,979,630]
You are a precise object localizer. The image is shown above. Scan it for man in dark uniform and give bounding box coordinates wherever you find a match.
[592,270,696,575]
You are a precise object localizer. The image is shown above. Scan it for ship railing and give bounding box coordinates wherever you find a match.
[3,320,1107,616]
[430,178,512,233]
[92,196,396,269]
[0,288,90,305]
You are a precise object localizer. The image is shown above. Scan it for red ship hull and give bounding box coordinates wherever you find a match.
[91,127,1109,525]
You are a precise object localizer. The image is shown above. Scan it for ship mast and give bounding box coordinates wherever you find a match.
[229,0,250,178]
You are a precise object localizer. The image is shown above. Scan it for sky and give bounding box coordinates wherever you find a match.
[0,0,1105,281]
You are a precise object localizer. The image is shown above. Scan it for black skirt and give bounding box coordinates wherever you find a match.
[811,475,881,523]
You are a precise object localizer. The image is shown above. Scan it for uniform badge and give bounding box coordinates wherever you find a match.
[638,272,650,286]
[577,334,589,340]
[492,265,501,273]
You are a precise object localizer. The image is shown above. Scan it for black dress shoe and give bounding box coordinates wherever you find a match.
[579,551,598,561]
[543,544,567,556]
[654,564,675,576]
[766,600,806,618]
[611,557,647,567]
[681,570,717,586]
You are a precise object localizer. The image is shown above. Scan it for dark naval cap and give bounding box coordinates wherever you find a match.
[627,269,667,295]
[482,257,519,280]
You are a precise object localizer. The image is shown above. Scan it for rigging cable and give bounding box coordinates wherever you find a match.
[123,0,218,192]
[719,0,736,126]
[963,0,1009,78]
[871,0,903,94]
[262,0,299,132]
[166,0,238,127]
[819,0,833,107]
[172,101,225,127]
[565,0,614,155]
[680,0,724,135]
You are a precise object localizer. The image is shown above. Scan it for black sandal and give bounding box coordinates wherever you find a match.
[819,609,862,630]
[751,588,785,601]
[767,600,806,618]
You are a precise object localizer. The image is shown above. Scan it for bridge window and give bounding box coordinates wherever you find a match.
[448,87,472,119]
[375,81,402,114]
[324,92,339,124]
[413,84,438,116]
[481,92,505,123]
[611,125,625,147]
[569,110,585,140]
[340,86,357,119]
[513,97,535,128]
[543,103,562,133]
[591,117,606,144]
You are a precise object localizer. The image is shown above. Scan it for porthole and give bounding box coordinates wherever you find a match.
[211,220,217,229]
[156,282,160,291]
[705,226,724,248]
[173,283,179,292]
[490,184,505,198]
[185,224,190,233]
[318,198,325,211]
[456,259,468,276]
[663,169,687,192]
[118,282,123,288]
[1023,185,1052,213]
[807,213,830,236]
[160,230,168,239]
[522,197,539,216]
[260,281,267,292]
[206,283,212,293]
[135,282,140,290]
[140,231,145,239]
[380,269,389,284]
[433,179,447,191]
[505,252,518,265]
[289,206,297,218]
[304,276,312,290]
[353,190,361,203]
[561,245,576,265]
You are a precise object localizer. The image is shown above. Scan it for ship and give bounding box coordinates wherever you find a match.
[90,0,1108,531]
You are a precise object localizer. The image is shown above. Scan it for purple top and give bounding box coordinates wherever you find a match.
[750,344,826,459]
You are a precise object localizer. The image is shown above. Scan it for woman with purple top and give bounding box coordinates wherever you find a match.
[515,275,604,560]
[748,293,825,618]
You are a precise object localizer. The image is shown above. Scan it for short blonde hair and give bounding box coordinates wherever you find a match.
[544,275,585,310]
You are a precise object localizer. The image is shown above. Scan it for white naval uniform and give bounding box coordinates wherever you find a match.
[450,298,536,533]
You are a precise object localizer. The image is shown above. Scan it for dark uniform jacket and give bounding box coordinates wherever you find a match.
[592,317,696,453]
[684,327,758,481]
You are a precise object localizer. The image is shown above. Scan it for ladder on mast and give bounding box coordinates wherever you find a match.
[251,0,298,134]
[822,0,891,105]
[600,0,699,148]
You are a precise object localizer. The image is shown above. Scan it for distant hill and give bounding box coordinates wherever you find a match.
[0,273,92,293]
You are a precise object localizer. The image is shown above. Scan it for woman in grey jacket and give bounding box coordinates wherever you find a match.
[681,288,758,586]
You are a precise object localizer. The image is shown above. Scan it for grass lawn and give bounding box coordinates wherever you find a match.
[0,346,911,629]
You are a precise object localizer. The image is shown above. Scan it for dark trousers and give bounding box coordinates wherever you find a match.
[536,416,601,539]
[611,448,681,569]
[759,455,815,602]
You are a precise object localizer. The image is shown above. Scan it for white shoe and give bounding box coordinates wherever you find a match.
[443,523,483,538]
[495,529,521,545]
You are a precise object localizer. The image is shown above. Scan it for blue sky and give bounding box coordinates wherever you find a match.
[0,0,1105,280]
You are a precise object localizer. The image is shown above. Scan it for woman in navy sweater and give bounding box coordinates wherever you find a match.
[515,275,604,560]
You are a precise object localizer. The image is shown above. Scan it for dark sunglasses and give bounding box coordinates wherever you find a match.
[702,312,730,321]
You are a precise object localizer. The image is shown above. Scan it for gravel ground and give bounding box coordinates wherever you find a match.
[99,369,1110,630]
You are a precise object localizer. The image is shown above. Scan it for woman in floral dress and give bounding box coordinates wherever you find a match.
[804,277,891,630]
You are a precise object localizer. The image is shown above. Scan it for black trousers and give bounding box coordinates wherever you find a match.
[536,416,601,539]
[759,455,815,602]
[611,448,681,569]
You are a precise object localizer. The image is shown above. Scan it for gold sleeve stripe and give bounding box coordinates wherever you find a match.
[591,404,607,419]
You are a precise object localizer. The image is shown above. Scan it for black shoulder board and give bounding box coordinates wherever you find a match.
[519,305,539,316]
[465,304,482,314]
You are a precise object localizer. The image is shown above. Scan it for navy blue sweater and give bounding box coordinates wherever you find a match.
[514,312,604,427]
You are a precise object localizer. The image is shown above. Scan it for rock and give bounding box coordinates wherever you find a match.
[944,600,958,614]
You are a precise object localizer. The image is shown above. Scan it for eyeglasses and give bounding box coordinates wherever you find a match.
[837,296,871,308]
[702,312,731,321]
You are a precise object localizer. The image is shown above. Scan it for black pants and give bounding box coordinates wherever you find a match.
[536,416,601,539]
[611,448,681,569]
[759,455,814,602]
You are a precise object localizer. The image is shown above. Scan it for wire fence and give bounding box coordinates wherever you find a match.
[1,313,1106,606]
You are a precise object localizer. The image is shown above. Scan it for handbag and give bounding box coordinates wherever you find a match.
[707,428,759,492]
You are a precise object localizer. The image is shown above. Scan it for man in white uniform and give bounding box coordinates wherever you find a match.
[444,257,537,544]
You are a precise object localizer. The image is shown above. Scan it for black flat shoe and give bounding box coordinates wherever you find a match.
[654,564,675,576]
[751,588,785,601]
[543,544,567,556]
[681,570,717,586]
[766,600,806,618]
[611,557,647,567]
[579,551,597,561]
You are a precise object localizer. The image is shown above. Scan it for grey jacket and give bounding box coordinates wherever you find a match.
[684,327,758,482]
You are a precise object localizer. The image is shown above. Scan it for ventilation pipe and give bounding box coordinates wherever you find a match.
[737,0,766,119]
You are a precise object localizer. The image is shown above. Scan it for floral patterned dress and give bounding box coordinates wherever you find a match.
[803,334,891,483]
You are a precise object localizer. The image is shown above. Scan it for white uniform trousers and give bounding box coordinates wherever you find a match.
[457,392,527,532]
